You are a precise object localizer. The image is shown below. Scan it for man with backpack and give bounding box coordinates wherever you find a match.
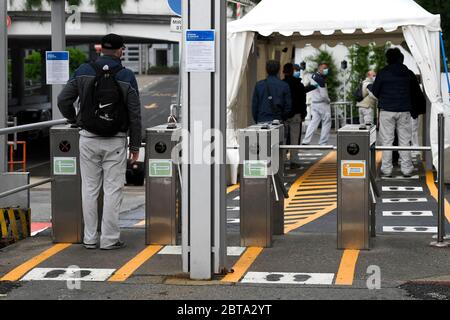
[356,70,377,125]
[58,34,142,250]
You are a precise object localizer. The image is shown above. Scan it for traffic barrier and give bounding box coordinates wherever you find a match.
[0,208,31,246]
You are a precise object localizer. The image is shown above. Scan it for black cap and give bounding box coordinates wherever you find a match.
[101,33,125,50]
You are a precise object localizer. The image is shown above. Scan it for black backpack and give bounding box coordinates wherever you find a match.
[354,83,364,102]
[79,63,128,136]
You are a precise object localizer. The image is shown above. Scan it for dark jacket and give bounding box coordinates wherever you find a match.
[57,55,142,152]
[252,75,292,123]
[283,76,316,118]
[371,63,417,113]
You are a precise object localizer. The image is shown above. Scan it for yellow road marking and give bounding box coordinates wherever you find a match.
[109,245,163,282]
[300,181,337,186]
[227,184,240,194]
[292,195,337,200]
[425,171,450,223]
[1,244,72,281]
[134,220,145,226]
[298,185,338,191]
[221,247,263,283]
[285,204,337,233]
[144,103,159,109]
[335,250,360,286]
[296,189,337,196]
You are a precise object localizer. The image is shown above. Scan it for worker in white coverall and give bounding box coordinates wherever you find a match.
[302,63,331,145]
[356,71,377,125]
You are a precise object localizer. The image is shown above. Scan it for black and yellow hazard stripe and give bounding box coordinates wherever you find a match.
[0,208,31,243]
[284,152,337,233]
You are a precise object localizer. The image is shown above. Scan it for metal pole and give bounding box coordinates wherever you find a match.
[0,119,67,136]
[431,113,449,248]
[0,0,8,173]
[182,0,227,280]
[51,0,65,120]
[0,178,53,199]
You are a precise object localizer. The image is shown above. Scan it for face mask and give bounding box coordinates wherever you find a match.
[293,71,301,78]
[322,69,329,76]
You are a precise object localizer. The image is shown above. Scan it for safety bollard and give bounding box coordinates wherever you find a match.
[431,113,449,248]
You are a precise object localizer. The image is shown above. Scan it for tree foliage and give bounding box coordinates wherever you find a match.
[25,0,125,15]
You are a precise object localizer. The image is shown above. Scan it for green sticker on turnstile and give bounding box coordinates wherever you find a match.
[53,157,77,175]
[243,160,268,178]
[149,159,172,177]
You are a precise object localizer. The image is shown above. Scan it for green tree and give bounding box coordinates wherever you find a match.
[24,51,42,81]
[306,49,341,102]
[68,47,88,75]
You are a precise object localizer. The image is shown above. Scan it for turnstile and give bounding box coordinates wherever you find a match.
[337,124,377,250]
[239,123,285,248]
[145,124,182,245]
[50,125,83,243]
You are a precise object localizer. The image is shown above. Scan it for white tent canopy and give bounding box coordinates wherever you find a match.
[226,0,448,183]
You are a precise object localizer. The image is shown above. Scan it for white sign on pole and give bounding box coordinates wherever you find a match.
[46,51,70,85]
[171,17,182,33]
[185,30,215,72]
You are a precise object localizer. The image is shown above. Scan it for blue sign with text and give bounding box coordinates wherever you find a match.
[167,0,182,16]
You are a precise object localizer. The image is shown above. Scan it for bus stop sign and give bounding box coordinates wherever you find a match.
[167,0,181,17]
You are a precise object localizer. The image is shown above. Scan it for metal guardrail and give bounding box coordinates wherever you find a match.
[0,178,53,199]
[0,119,67,136]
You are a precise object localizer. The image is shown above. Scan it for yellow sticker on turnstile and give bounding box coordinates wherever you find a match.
[341,160,366,179]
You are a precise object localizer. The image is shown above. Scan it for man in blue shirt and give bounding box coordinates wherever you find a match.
[252,60,292,123]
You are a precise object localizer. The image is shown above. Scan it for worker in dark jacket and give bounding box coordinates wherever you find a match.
[252,60,292,124]
[371,48,422,177]
[58,34,142,250]
[283,63,316,166]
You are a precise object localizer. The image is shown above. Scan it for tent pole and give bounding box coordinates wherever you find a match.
[440,32,450,101]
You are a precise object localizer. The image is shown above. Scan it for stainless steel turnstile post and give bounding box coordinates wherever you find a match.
[337,124,377,250]
[50,125,83,243]
[145,124,182,245]
[239,123,285,248]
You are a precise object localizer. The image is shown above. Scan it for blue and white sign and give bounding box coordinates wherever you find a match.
[167,0,182,17]
[46,51,70,85]
[185,30,215,72]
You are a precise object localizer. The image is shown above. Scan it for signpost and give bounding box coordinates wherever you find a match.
[167,0,182,17]
[46,51,70,85]
[185,30,216,72]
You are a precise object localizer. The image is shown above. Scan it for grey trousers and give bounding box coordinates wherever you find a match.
[302,103,331,145]
[287,114,303,163]
[358,107,374,125]
[379,110,414,176]
[79,135,127,248]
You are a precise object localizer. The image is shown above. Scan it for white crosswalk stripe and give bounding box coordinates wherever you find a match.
[382,198,427,203]
[383,226,437,233]
[382,186,423,192]
[241,272,335,285]
[383,211,433,217]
